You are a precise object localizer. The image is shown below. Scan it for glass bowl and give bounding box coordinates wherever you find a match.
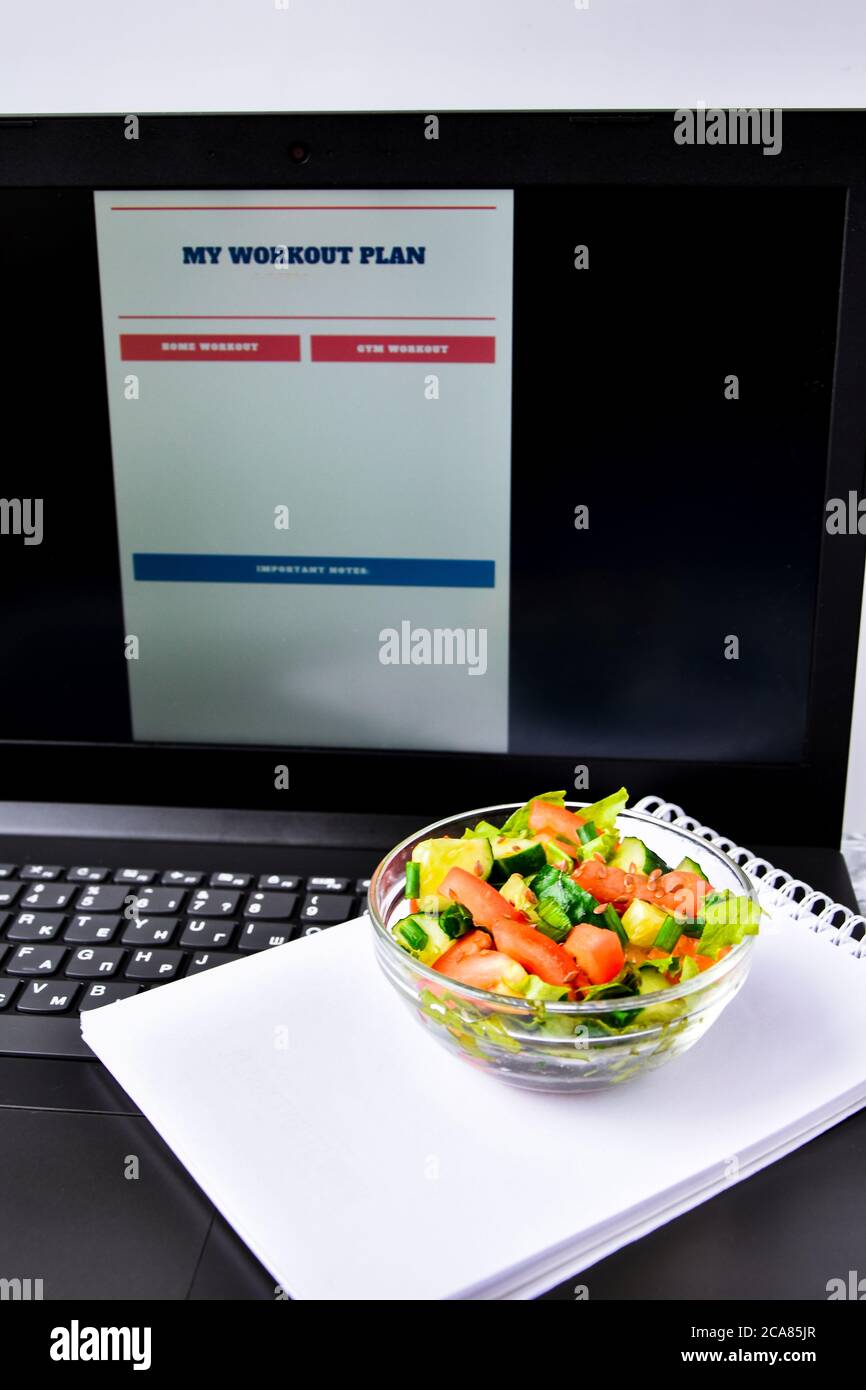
[368,803,758,1093]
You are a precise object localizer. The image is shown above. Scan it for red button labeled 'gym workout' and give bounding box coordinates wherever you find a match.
[310,334,496,362]
[120,334,301,361]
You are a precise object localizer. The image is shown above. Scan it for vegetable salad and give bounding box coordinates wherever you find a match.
[392,789,761,1013]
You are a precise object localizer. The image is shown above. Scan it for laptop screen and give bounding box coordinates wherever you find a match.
[0,182,845,764]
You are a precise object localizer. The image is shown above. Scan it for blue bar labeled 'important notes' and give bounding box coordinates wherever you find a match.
[133,553,495,589]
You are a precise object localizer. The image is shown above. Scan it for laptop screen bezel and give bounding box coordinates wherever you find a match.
[1,110,864,844]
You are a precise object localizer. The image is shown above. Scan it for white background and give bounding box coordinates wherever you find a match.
[2,0,864,830]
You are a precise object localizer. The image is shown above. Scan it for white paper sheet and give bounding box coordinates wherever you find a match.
[82,908,866,1300]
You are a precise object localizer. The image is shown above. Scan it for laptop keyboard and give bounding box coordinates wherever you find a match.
[0,862,371,1023]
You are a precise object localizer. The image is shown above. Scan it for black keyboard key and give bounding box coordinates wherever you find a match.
[0,882,25,908]
[6,944,66,975]
[0,944,5,966]
[179,920,236,949]
[0,865,16,879]
[16,980,79,1013]
[113,868,157,885]
[186,951,242,975]
[125,949,183,981]
[0,977,18,1008]
[65,866,110,883]
[300,893,355,924]
[237,922,293,951]
[188,888,240,917]
[161,869,204,887]
[257,874,301,891]
[354,878,372,895]
[79,982,141,1010]
[306,876,350,893]
[297,922,333,939]
[126,887,186,915]
[7,911,65,941]
[75,884,131,913]
[121,918,178,946]
[20,864,63,880]
[65,947,125,979]
[19,883,75,910]
[64,914,121,944]
[209,871,251,889]
[0,916,7,939]
[243,891,297,921]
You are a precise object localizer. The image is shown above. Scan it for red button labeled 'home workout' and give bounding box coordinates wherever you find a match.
[310,334,495,363]
[120,334,301,361]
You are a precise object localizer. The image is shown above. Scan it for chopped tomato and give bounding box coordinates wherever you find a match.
[528,799,585,846]
[433,928,492,974]
[572,859,646,903]
[444,949,525,992]
[438,867,522,929]
[563,923,625,984]
[645,870,709,920]
[672,935,723,972]
[490,916,577,986]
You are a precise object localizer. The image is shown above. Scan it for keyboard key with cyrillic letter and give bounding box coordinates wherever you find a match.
[16,981,79,1013]
[65,947,125,979]
[6,945,66,975]
[125,949,183,981]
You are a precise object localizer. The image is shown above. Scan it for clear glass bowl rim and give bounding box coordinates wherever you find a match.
[367,800,758,1015]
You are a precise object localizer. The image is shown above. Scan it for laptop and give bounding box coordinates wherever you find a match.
[0,110,864,1300]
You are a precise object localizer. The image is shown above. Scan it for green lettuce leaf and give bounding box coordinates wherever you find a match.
[698,891,762,958]
[575,786,629,831]
[462,819,502,841]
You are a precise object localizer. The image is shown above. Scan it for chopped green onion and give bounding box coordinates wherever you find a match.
[395,917,428,953]
[652,914,682,953]
[534,897,572,942]
[439,902,472,940]
[601,903,629,946]
[405,861,421,898]
[577,820,598,844]
[681,917,704,937]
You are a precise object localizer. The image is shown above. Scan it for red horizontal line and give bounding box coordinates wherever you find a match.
[109,204,497,211]
[117,314,496,321]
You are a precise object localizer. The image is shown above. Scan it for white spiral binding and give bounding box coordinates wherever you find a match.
[633,794,866,960]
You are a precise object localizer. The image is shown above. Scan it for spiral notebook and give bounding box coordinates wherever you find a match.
[81,796,866,1300]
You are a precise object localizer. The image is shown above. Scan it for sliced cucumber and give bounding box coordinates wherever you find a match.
[621,897,669,947]
[575,828,618,864]
[610,836,671,876]
[675,855,709,882]
[491,835,547,879]
[411,836,493,900]
[393,912,452,966]
[499,873,540,919]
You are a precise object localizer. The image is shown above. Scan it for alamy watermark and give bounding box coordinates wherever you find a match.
[0,1276,43,1300]
[674,106,782,157]
[379,622,487,676]
[826,492,866,534]
[0,497,43,545]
